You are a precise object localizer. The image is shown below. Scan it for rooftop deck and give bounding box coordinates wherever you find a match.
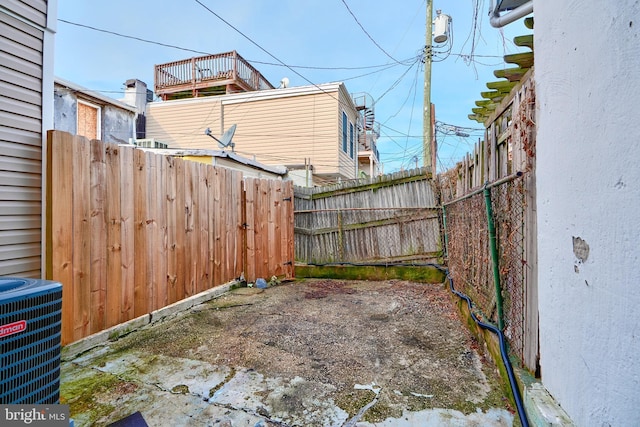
[154,50,274,100]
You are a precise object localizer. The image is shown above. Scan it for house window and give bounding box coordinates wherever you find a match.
[349,122,354,159]
[342,111,348,153]
[77,100,101,140]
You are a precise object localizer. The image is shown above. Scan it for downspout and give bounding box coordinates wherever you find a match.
[489,0,533,28]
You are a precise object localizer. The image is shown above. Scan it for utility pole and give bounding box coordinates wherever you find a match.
[423,0,433,174]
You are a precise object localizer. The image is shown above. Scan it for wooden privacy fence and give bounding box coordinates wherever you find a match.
[294,168,441,265]
[46,131,293,345]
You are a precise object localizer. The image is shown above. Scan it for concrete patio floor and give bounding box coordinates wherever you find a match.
[60,278,515,426]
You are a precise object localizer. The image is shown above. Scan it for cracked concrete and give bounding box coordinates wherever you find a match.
[60,279,515,426]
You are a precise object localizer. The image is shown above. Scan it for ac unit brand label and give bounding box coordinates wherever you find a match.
[0,320,27,338]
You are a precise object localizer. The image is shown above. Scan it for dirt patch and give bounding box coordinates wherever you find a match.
[62,278,513,426]
[303,280,357,299]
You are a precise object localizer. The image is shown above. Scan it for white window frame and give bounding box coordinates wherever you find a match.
[342,110,348,153]
[349,121,354,159]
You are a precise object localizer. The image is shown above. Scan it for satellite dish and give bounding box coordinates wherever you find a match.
[204,124,237,151]
[279,77,289,88]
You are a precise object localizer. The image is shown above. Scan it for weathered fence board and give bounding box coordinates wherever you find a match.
[294,168,441,265]
[120,145,135,323]
[72,135,90,340]
[90,140,107,334]
[133,149,148,317]
[46,131,293,345]
[105,144,121,329]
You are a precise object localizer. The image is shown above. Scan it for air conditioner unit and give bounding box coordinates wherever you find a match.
[0,278,63,404]
[135,138,168,149]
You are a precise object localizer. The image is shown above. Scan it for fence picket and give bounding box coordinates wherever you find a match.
[184,160,196,297]
[120,146,135,321]
[212,166,222,287]
[198,162,209,293]
[105,143,122,328]
[72,135,90,341]
[90,139,107,333]
[207,166,216,291]
[174,158,186,302]
[155,153,168,308]
[133,149,148,317]
[48,131,73,343]
[166,156,178,304]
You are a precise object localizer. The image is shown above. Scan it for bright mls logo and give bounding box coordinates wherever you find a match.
[0,320,26,338]
[1,405,69,426]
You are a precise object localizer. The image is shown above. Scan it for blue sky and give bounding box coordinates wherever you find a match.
[54,0,529,174]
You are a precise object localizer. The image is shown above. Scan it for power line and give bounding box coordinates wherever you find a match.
[57,18,415,72]
[340,0,402,64]
[58,19,212,56]
[193,0,326,94]
[57,12,428,112]
[192,0,423,125]
[373,59,420,105]
[382,63,422,124]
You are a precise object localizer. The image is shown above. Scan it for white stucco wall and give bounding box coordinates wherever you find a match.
[535,2,640,426]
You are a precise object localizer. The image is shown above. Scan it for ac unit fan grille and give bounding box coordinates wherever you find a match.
[1,288,62,404]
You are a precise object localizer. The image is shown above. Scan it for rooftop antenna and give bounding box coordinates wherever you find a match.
[205,124,237,151]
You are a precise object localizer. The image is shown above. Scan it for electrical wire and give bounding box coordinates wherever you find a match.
[57,18,414,72]
[339,0,402,64]
[193,0,420,129]
[340,61,414,83]
[193,0,336,102]
[382,63,421,124]
[58,13,423,152]
[373,58,421,105]
[57,19,212,56]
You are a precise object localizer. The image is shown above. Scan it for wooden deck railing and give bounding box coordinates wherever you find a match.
[154,50,274,98]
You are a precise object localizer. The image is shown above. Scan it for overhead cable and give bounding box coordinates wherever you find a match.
[340,0,403,64]
[57,18,414,72]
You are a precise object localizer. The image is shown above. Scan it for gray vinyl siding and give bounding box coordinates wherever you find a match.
[0,1,46,277]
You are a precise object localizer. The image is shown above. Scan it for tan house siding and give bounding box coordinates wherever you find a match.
[146,83,359,183]
[0,2,49,277]
[146,97,223,149]
[224,91,339,175]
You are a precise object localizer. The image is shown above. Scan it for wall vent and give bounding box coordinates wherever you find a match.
[135,138,168,149]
